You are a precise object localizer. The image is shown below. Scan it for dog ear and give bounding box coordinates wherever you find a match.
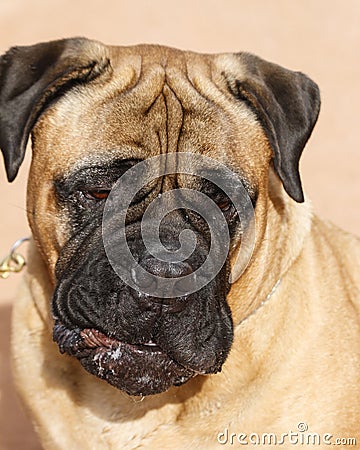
[230,53,320,203]
[0,38,110,181]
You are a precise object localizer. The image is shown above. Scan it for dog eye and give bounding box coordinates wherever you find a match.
[212,193,234,214]
[83,189,110,201]
[216,198,232,212]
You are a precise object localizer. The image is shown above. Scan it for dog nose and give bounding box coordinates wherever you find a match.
[130,257,193,294]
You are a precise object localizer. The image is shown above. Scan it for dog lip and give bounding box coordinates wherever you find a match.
[53,322,195,395]
[51,322,164,357]
[80,328,163,354]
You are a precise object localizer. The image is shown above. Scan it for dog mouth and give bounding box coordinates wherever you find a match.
[53,322,195,396]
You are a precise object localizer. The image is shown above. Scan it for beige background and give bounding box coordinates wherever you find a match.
[0,0,359,448]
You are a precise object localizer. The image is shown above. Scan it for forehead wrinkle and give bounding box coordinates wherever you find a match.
[118,63,166,114]
[162,82,184,153]
[140,84,183,194]
[165,67,213,114]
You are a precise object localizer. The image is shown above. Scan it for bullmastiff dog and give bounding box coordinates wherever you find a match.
[1,38,359,449]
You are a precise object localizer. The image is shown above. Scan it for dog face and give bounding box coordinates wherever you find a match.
[0,38,320,396]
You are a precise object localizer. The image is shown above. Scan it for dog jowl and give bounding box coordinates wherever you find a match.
[0,38,320,396]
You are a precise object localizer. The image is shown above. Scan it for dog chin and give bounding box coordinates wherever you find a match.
[52,322,195,396]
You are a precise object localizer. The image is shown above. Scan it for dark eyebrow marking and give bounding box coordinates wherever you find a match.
[54,159,142,198]
[195,167,258,208]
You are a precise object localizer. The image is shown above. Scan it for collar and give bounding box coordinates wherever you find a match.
[235,278,281,328]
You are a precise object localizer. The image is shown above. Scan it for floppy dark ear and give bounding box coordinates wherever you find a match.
[0,37,110,181]
[230,53,320,203]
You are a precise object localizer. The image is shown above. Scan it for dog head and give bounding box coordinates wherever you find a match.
[0,38,320,396]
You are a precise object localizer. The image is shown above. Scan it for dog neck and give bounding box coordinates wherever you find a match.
[229,168,313,327]
[236,278,282,327]
[234,196,312,328]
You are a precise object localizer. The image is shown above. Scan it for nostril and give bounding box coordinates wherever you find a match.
[174,273,197,296]
[131,258,196,298]
[131,267,157,289]
[141,257,193,278]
